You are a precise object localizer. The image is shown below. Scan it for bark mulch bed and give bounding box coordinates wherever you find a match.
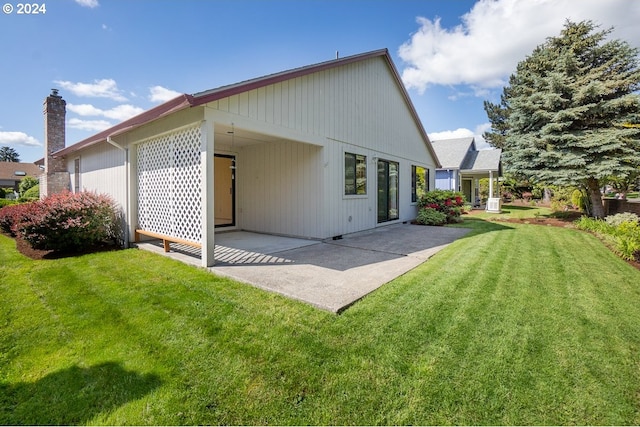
[6,233,120,260]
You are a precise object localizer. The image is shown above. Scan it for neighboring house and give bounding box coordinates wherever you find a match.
[431,137,502,208]
[41,49,441,266]
[0,161,42,194]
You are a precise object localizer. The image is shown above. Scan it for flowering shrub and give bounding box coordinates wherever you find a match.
[416,190,465,226]
[0,191,120,252]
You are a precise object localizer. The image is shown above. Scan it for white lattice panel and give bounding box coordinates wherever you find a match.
[137,126,202,243]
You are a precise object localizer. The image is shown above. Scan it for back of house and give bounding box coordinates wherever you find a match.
[41,49,440,266]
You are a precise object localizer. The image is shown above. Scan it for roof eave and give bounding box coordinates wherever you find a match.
[53,94,194,158]
[189,49,441,168]
[190,49,390,106]
[381,53,442,168]
[51,49,442,170]
[460,168,501,173]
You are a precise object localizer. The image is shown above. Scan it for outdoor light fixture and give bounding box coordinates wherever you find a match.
[228,123,236,170]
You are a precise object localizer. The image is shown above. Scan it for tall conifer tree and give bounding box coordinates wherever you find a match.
[484,21,640,217]
[0,146,20,162]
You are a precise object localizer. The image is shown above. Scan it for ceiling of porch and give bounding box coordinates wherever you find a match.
[214,123,293,147]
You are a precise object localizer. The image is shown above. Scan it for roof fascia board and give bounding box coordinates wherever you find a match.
[52,48,441,169]
[53,94,194,158]
[190,49,389,106]
[379,52,442,168]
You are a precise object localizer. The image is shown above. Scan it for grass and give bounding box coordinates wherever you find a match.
[2,220,640,425]
[467,203,554,220]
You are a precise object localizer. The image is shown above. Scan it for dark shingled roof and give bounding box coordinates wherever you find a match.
[431,137,500,172]
[430,137,475,169]
[0,161,42,181]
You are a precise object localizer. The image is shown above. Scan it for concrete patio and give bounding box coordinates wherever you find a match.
[136,223,471,313]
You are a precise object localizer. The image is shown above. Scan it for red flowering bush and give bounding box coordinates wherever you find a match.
[0,203,33,236]
[0,191,120,252]
[416,190,466,225]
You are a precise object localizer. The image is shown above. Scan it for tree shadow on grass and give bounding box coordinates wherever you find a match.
[502,204,537,211]
[451,217,515,237]
[0,361,161,425]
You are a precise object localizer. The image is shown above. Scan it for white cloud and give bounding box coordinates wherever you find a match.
[67,118,112,132]
[429,123,493,150]
[399,0,640,94]
[149,86,182,103]
[0,131,41,147]
[75,0,99,8]
[473,123,492,150]
[68,103,144,121]
[429,128,475,141]
[54,79,127,102]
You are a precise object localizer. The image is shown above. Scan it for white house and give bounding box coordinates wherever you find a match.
[43,49,440,266]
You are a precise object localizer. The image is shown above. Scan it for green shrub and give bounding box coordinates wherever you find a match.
[18,176,38,196]
[0,199,18,208]
[575,215,640,261]
[614,220,640,261]
[571,189,586,210]
[605,212,640,227]
[550,200,570,213]
[19,184,39,202]
[416,207,448,226]
[417,190,465,225]
[575,216,614,234]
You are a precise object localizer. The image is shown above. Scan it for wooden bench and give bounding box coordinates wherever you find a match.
[134,229,202,253]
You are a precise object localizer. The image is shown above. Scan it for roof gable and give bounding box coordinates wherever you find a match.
[431,136,501,173]
[430,137,475,169]
[53,49,439,166]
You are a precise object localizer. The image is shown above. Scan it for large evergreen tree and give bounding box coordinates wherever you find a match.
[484,21,640,217]
[0,146,20,162]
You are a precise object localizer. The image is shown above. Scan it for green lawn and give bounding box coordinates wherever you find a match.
[1,219,640,425]
[468,203,555,220]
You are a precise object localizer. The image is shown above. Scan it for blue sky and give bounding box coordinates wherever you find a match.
[1,0,638,163]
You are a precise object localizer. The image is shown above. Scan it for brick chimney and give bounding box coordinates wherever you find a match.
[42,89,70,196]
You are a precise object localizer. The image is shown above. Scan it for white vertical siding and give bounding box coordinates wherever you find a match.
[71,57,437,241]
[68,143,127,208]
[238,140,322,238]
[206,55,437,238]
[207,58,434,160]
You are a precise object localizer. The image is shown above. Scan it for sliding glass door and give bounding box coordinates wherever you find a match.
[377,159,399,223]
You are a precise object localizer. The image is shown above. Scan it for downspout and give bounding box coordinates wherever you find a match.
[107,135,130,248]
